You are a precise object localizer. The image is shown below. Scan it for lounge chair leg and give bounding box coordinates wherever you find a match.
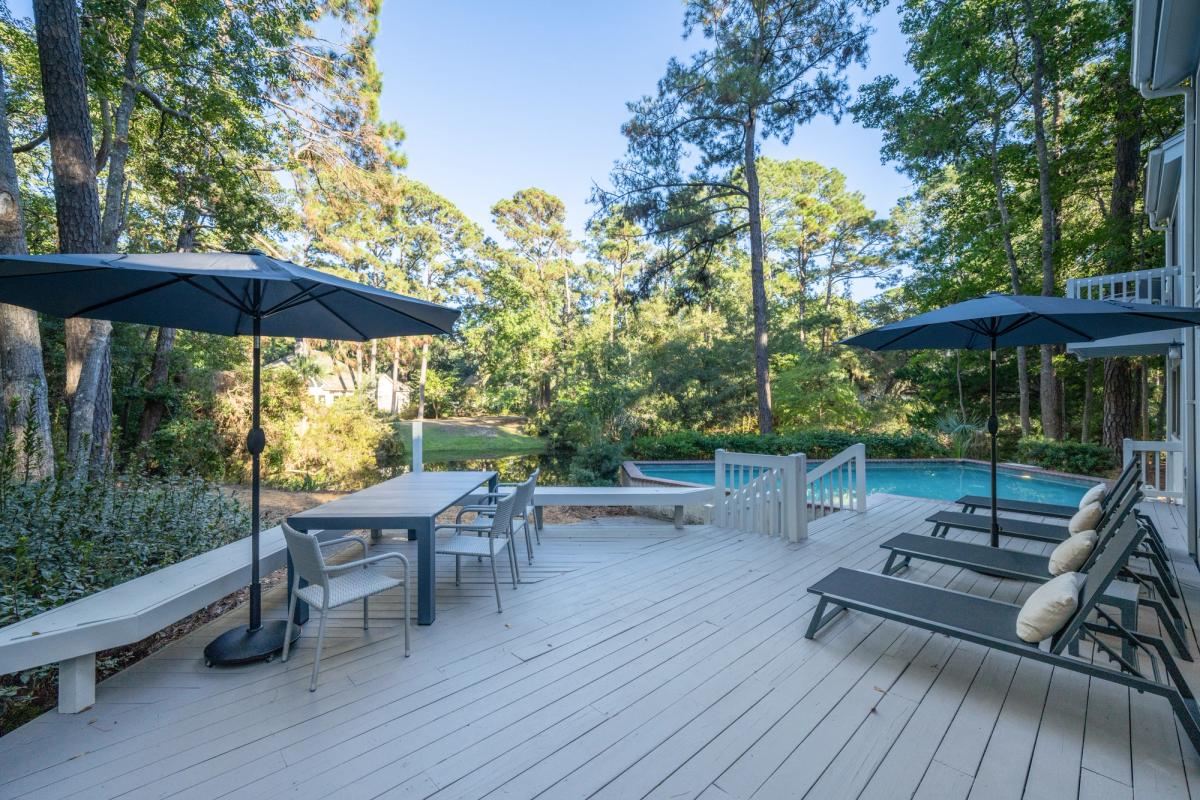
[882,552,909,575]
[805,597,846,639]
[310,611,328,692]
[490,554,502,613]
[1142,598,1193,660]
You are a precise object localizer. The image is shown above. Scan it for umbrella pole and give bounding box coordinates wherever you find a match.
[989,339,999,548]
[203,313,298,666]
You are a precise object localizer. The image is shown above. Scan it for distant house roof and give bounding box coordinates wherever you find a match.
[1132,0,1200,92]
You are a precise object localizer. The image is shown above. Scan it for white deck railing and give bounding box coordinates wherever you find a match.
[714,444,867,541]
[1123,438,1185,500]
[1066,266,1181,305]
[805,443,868,520]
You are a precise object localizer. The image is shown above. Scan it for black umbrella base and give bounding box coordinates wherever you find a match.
[203,620,299,667]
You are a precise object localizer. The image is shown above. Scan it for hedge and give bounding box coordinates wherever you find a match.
[627,429,948,461]
[1014,437,1115,476]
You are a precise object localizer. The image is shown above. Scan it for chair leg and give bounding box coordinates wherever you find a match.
[489,554,502,613]
[310,611,328,692]
[508,538,519,587]
[403,559,411,657]
[282,589,298,663]
[455,554,461,586]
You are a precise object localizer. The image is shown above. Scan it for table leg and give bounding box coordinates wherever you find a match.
[370,528,382,543]
[488,474,498,503]
[417,517,436,625]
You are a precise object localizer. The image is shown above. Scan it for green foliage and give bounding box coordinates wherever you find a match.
[936,412,985,459]
[568,441,626,486]
[629,429,947,461]
[1015,437,1114,477]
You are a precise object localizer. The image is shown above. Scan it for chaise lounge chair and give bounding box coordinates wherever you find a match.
[805,516,1200,754]
[879,487,1191,659]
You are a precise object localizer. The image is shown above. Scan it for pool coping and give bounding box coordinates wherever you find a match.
[621,457,1107,490]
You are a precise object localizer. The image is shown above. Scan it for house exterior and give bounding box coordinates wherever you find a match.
[274,350,412,414]
[1090,0,1200,557]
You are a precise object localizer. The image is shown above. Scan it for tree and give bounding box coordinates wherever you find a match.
[0,62,53,476]
[597,0,880,434]
[33,0,111,472]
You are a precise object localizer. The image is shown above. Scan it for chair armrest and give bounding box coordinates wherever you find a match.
[435,522,493,534]
[456,504,503,522]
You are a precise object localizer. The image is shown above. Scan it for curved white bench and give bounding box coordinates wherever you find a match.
[466,485,714,529]
[0,525,337,713]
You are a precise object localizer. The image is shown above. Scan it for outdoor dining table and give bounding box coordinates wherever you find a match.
[287,469,499,625]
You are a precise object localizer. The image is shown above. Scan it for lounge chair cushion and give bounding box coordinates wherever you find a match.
[1079,483,1107,508]
[1016,572,1086,642]
[1069,502,1103,534]
[1048,530,1098,576]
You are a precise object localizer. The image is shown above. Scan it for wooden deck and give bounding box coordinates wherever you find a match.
[1,493,1199,799]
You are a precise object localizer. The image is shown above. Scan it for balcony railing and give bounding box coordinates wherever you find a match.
[1066,266,1181,305]
[1123,438,1185,501]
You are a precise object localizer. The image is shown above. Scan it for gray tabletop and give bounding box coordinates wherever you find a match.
[288,469,498,625]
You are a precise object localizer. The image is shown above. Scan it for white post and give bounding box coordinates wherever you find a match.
[412,418,423,474]
[714,449,727,527]
[58,653,95,713]
[855,443,867,512]
[787,452,806,541]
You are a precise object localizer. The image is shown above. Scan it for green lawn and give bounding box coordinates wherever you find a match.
[396,416,547,461]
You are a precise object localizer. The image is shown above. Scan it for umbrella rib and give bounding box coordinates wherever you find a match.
[177,275,254,315]
[340,290,454,335]
[67,276,189,318]
[0,266,109,281]
[312,294,369,340]
[262,285,339,317]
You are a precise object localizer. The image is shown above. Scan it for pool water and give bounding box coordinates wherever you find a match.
[634,461,1091,506]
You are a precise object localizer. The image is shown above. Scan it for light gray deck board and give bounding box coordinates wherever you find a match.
[1,494,1198,800]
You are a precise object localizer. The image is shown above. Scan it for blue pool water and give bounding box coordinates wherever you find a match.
[634,461,1091,506]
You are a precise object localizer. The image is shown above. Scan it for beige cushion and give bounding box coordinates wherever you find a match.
[1048,530,1098,576]
[1079,483,1107,508]
[1017,572,1087,643]
[1068,502,1103,534]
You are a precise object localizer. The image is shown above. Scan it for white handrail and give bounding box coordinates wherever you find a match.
[1066,266,1181,305]
[1123,438,1184,500]
[714,443,867,541]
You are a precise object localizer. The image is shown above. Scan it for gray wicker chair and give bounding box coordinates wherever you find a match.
[457,470,539,562]
[437,491,520,612]
[281,522,410,691]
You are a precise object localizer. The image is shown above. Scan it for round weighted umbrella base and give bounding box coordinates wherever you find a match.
[203,620,299,667]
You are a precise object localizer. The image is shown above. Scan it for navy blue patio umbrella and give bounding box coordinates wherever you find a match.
[0,250,460,665]
[841,294,1200,547]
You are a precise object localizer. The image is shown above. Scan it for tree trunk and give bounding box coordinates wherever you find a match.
[134,211,195,450]
[34,0,110,471]
[1021,0,1061,440]
[796,247,808,345]
[417,340,429,420]
[98,0,148,251]
[988,114,1031,435]
[743,115,773,434]
[1103,357,1136,455]
[1081,359,1093,443]
[0,64,54,478]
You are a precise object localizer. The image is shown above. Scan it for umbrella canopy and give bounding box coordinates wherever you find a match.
[0,251,459,338]
[841,293,1200,351]
[840,294,1200,549]
[0,251,460,666]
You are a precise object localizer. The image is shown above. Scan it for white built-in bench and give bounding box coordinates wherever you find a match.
[0,525,338,714]
[467,485,714,529]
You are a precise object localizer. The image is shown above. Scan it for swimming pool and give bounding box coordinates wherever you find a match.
[630,460,1093,506]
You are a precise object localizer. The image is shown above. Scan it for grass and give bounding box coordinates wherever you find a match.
[395,415,547,461]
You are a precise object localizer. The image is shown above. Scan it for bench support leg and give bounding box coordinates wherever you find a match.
[534,506,544,532]
[805,597,846,639]
[673,505,684,529]
[58,653,95,713]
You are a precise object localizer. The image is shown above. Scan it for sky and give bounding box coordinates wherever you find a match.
[380,0,916,245]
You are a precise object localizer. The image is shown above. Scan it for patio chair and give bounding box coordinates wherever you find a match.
[879,487,1192,659]
[954,458,1138,519]
[456,470,538,563]
[805,516,1200,755]
[280,522,411,692]
[437,490,520,612]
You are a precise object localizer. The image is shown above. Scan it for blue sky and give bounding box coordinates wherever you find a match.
[382,1,915,243]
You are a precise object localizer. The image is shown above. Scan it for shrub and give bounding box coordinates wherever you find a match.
[627,429,948,461]
[1015,437,1115,476]
[568,440,626,486]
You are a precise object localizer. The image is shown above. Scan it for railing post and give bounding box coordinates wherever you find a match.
[787,452,806,541]
[714,449,727,527]
[1123,438,1134,472]
[855,443,867,512]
